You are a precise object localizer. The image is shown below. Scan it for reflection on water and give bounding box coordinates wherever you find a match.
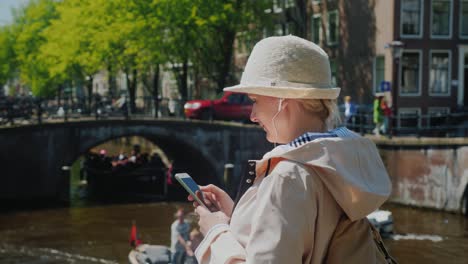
[382,203,468,264]
[391,233,443,242]
[0,202,467,263]
[0,202,194,263]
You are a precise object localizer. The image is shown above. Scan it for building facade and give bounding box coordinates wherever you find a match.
[235,0,380,104]
[233,0,466,134]
[392,0,467,121]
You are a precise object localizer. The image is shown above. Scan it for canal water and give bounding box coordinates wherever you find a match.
[0,201,467,263]
[1,136,467,263]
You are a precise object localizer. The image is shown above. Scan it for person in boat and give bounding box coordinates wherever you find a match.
[189,36,394,263]
[170,208,190,264]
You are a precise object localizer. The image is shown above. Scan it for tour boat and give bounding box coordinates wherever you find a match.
[367,209,394,237]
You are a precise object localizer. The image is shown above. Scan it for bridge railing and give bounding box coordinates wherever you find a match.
[1,95,467,137]
[342,110,468,137]
[0,95,187,125]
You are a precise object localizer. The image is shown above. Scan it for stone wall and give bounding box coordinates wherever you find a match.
[374,136,468,212]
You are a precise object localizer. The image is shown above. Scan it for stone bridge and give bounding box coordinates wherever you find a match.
[0,119,271,206]
[2,120,468,213]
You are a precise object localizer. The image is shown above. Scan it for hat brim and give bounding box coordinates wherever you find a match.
[224,85,340,99]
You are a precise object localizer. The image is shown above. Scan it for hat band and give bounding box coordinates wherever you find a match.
[240,75,332,89]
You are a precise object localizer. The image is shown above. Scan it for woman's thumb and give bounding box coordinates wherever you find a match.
[195,204,210,215]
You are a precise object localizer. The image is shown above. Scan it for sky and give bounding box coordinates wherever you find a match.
[0,0,30,25]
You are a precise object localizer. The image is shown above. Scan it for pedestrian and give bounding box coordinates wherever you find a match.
[380,96,392,135]
[114,94,128,119]
[343,95,356,127]
[170,208,190,264]
[189,36,395,263]
[373,93,384,135]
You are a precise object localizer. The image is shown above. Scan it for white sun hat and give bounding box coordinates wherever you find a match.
[224,35,340,99]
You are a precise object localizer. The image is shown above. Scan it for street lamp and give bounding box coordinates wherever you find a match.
[384,40,405,100]
[384,40,404,137]
[385,41,404,62]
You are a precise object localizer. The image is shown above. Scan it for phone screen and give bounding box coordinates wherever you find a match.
[175,173,209,210]
[179,176,200,194]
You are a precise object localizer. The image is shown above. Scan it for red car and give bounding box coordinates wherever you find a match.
[184,92,253,122]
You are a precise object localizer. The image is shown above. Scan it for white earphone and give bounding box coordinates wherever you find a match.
[272,98,285,147]
[278,98,284,112]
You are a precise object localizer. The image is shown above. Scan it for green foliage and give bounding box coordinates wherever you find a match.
[165,0,272,92]
[156,0,271,95]
[41,0,110,82]
[11,0,58,96]
[0,0,272,98]
[0,26,16,87]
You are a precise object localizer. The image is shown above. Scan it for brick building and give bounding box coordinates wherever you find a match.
[392,0,467,122]
[235,0,380,105]
[234,0,467,130]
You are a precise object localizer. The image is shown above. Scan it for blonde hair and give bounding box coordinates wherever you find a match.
[297,99,342,130]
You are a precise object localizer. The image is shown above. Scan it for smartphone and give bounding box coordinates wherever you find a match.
[175,173,210,210]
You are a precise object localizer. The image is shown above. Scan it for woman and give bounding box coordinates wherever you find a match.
[189,36,393,263]
[373,93,384,135]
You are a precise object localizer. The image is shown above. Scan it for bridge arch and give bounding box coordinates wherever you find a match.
[0,119,270,206]
[70,132,219,185]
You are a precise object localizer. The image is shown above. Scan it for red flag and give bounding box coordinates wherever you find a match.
[166,165,173,185]
[129,221,142,248]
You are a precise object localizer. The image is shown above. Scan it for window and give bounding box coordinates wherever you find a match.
[312,14,322,44]
[460,0,468,37]
[401,0,423,37]
[429,51,451,96]
[428,107,450,128]
[273,0,282,12]
[428,107,450,115]
[398,108,421,129]
[274,24,283,36]
[263,27,271,38]
[227,94,244,104]
[330,59,337,86]
[431,0,452,37]
[285,22,295,35]
[285,0,295,8]
[400,51,421,95]
[374,56,385,93]
[327,10,339,45]
[263,24,283,37]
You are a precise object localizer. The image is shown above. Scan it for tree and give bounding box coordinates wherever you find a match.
[0,26,16,90]
[4,0,273,106]
[107,0,166,114]
[40,0,110,109]
[188,0,271,94]
[11,0,59,97]
[158,0,272,98]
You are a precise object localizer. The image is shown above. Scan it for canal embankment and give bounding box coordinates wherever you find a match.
[369,135,468,214]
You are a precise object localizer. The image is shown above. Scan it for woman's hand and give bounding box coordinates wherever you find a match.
[195,206,230,236]
[188,184,234,217]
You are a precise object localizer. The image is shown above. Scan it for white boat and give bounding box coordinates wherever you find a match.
[128,244,171,264]
[367,209,394,236]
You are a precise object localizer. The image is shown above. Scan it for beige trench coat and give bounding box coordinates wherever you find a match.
[195,129,392,264]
